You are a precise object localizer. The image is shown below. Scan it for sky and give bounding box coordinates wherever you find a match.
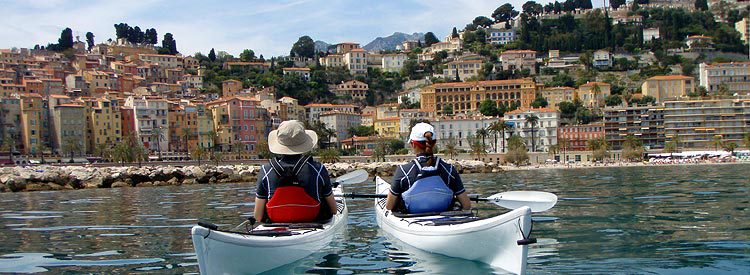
[0,0,571,57]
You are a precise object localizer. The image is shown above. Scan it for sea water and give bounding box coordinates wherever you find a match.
[0,163,748,274]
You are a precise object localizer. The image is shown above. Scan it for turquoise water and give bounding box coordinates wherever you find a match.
[0,164,749,274]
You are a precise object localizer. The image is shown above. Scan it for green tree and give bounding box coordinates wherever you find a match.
[622,135,645,162]
[467,134,487,160]
[588,137,609,161]
[723,142,737,154]
[291,36,315,58]
[476,128,489,154]
[161,33,177,54]
[85,32,95,51]
[451,27,459,38]
[257,140,272,160]
[492,3,519,22]
[506,135,529,166]
[145,28,158,44]
[348,125,375,137]
[479,99,500,116]
[525,115,539,152]
[744,133,750,149]
[182,128,192,153]
[712,135,724,151]
[317,148,341,163]
[488,120,510,153]
[442,105,454,116]
[191,146,206,166]
[34,144,50,164]
[424,32,440,47]
[62,136,82,162]
[695,0,708,11]
[605,95,623,106]
[240,49,256,62]
[473,16,494,28]
[611,0,626,9]
[531,96,548,108]
[152,127,165,160]
[208,48,216,62]
[442,136,459,159]
[55,27,74,51]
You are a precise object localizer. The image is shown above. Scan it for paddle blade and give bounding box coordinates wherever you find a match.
[485,191,558,213]
[335,169,369,185]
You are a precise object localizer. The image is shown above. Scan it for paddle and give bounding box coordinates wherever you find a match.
[334,169,369,186]
[341,191,557,213]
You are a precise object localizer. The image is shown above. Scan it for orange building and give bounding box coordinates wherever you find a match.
[420,79,536,116]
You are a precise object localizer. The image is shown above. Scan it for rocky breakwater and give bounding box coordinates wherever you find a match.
[0,160,500,193]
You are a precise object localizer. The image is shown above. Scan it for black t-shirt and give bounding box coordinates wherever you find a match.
[255,155,333,202]
[390,156,465,196]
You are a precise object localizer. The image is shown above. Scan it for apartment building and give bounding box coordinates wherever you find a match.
[432,115,501,151]
[382,53,408,72]
[487,28,516,45]
[576,82,611,109]
[441,60,483,80]
[125,96,168,152]
[500,50,536,74]
[344,48,367,75]
[420,79,536,116]
[282,67,311,81]
[663,99,750,149]
[332,80,368,101]
[699,62,750,95]
[641,75,695,102]
[222,79,243,98]
[374,117,401,139]
[503,107,559,152]
[319,54,344,68]
[319,111,362,142]
[304,103,357,123]
[206,96,270,155]
[557,123,605,151]
[20,93,43,154]
[137,54,184,69]
[540,86,575,110]
[603,104,665,150]
[53,104,86,156]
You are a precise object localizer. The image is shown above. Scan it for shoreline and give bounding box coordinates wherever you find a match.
[1,160,747,193]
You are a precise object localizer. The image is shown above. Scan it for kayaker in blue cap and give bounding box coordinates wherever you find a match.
[253,120,337,223]
[386,122,471,214]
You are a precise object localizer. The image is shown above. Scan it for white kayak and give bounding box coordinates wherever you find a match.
[191,185,348,274]
[375,176,533,274]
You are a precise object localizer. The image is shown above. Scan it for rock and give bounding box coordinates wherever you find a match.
[136,182,153,187]
[167,177,179,185]
[111,181,129,188]
[208,176,216,184]
[84,177,104,189]
[153,181,165,186]
[182,179,196,185]
[47,183,64,190]
[4,176,26,192]
[25,183,49,192]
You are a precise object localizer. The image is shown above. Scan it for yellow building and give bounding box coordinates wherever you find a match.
[540,86,575,110]
[84,94,122,154]
[374,117,401,139]
[195,103,215,150]
[20,93,43,154]
[576,82,611,109]
[641,75,695,103]
[420,79,537,116]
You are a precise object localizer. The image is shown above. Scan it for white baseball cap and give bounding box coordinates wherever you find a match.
[409,122,436,142]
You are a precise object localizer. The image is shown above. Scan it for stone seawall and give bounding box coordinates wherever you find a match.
[0,160,500,193]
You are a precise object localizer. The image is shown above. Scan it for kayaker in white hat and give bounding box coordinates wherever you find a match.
[253,120,337,223]
[385,122,472,214]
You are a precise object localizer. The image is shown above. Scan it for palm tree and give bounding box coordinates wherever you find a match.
[62,136,82,163]
[317,148,341,163]
[487,120,502,153]
[182,127,192,155]
[191,146,206,166]
[744,133,750,149]
[34,144,50,164]
[232,140,243,160]
[558,137,570,163]
[712,135,723,151]
[525,115,539,152]
[475,128,488,153]
[153,127,166,160]
[442,136,459,159]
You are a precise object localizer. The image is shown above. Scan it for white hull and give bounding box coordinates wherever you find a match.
[191,187,348,274]
[375,177,532,274]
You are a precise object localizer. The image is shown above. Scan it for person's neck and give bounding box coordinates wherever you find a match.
[280,154,303,161]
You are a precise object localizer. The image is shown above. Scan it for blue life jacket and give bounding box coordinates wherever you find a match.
[401,158,453,214]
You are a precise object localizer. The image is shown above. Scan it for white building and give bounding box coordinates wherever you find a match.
[282,67,311,81]
[432,115,502,152]
[736,17,750,44]
[304,103,357,123]
[500,50,537,74]
[382,53,408,72]
[643,28,661,42]
[319,111,362,142]
[487,28,516,45]
[699,62,750,95]
[125,96,169,152]
[441,60,483,80]
[503,107,559,152]
[593,49,613,68]
[344,48,367,75]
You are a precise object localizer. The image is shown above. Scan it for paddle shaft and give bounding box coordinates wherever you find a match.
[340,193,493,203]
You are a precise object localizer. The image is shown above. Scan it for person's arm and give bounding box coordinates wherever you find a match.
[386,165,407,211]
[385,192,400,210]
[253,198,267,221]
[324,195,337,215]
[254,166,270,221]
[456,192,471,210]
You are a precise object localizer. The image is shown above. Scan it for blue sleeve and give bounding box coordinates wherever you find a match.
[390,164,408,195]
[255,165,269,199]
[320,165,333,197]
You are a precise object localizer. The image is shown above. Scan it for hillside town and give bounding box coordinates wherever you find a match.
[1,0,750,167]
